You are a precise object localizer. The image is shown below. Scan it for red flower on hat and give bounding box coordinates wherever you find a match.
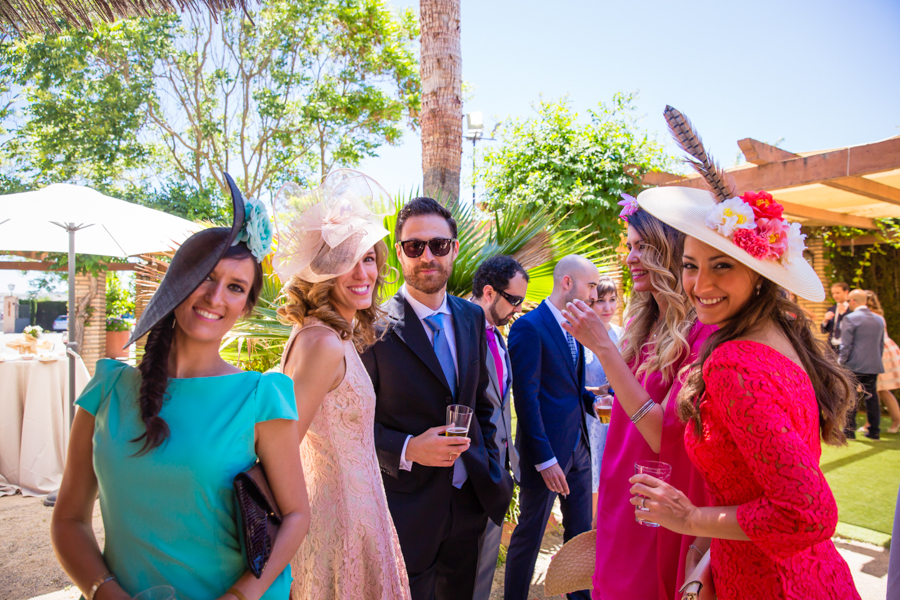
[741,191,784,220]
[732,228,771,260]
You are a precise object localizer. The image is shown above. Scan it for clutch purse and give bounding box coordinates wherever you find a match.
[233,462,282,578]
[679,549,715,600]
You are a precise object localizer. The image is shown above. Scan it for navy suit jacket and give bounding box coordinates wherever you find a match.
[508,300,596,489]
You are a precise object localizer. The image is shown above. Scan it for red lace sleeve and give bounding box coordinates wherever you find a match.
[703,345,838,561]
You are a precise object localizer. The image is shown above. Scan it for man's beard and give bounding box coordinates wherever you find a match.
[563,287,593,307]
[490,296,515,326]
[404,260,453,294]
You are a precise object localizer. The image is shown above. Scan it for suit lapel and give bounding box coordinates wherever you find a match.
[538,301,577,382]
[388,293,452,393]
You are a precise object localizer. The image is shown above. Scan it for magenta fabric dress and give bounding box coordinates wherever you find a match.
[592,321,714,600]
[684,341,860,599]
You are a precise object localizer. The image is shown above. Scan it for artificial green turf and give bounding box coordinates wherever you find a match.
[821,413,899,537]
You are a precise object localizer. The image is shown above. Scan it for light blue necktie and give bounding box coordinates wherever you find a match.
[424,313,467,488]
[565,331,578,365]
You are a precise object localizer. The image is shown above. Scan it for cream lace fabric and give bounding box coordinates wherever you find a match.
[284,320,411,600]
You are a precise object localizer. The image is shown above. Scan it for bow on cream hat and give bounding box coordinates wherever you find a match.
[273,169,394,283]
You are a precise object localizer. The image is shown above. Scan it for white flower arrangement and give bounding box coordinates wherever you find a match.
[704,197,757,237]
[23,325,43,338]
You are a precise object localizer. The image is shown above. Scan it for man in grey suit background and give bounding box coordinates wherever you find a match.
[470,255,528,600]
[840,288,885,440]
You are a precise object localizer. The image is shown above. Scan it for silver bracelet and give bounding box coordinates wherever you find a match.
[86,573,116,600]
[630,399,656,424]
[688,544,704,557]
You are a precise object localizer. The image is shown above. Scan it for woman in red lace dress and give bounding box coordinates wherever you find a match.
[629,183,860,599]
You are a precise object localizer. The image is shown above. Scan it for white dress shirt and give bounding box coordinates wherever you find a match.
[534,299,575,472]
[399,284,458,470]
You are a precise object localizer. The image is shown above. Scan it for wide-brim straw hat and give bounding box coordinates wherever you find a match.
[544,529,596,596]
[127,173,246,346]
[637,186,825,302]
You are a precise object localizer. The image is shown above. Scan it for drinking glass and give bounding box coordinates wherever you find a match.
[132,586,176,600]
[445,404,473,437]
[594,395,614,424]
[633,460,672,527]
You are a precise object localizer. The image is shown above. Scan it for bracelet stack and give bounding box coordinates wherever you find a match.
[630,399,656,424]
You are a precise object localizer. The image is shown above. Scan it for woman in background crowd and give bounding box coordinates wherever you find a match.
[626,181,860,598]
[863,290,900,434]
[583,275,623,528]
[562,197,714,600]
[273,170,411,600]
[51,179,309,600]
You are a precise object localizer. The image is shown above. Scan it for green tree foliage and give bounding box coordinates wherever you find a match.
[1,0,419,199]
[477,93,674,242]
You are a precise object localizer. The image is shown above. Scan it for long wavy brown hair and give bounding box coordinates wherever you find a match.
[277,240,390,353]
[678,278,856,445]
[134,241,264,455]
[619,209,696,384]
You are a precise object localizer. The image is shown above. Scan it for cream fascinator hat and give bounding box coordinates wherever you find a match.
[635,106,824,302]
[272,169,394,283]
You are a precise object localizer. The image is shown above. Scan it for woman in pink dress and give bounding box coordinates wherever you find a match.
[273,171,411,600]
[562,198,714,600]
[627,177,860,598]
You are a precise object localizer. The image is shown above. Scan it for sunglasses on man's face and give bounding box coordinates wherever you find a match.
[496,289,525,307]
[398,238,456,258]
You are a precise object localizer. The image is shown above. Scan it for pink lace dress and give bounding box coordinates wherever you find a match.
[283,320,411,600]
[685,341,860,600]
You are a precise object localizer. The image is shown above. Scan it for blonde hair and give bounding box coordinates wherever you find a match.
[865,289,884,316]
[618,209,695,383]
[277,240,390,353]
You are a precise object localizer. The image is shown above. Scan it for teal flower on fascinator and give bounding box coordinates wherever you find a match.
[234,196,274,262]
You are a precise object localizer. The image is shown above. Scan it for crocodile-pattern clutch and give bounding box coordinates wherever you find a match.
[233,462,283,578]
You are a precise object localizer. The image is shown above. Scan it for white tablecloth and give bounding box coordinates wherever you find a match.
[0,354,90,497]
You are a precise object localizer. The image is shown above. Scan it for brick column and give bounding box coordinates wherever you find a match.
[795,232,831,341]
[74,272,107,375]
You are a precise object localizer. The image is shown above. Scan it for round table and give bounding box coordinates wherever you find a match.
[0,354,90,497]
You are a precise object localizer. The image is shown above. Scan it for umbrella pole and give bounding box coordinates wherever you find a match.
[67,223,78,426]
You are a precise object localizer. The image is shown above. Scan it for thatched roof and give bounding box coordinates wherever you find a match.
[0,0,249,36]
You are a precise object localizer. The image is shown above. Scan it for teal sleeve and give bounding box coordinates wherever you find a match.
[255,372,299,423]
[75,358,130,416]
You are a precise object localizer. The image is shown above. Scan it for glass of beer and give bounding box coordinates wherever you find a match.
[445,404,473,437]
[594,394,614,424]
[633,460,672,527]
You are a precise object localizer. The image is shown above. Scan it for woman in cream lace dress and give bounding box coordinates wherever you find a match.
[273,171,411,599]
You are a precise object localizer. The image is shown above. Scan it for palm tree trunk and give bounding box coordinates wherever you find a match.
[420,0,461,205]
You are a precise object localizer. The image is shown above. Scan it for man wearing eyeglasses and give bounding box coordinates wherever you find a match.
[469,255,528,600]
[361,197,514,600]
[504,254,599,600]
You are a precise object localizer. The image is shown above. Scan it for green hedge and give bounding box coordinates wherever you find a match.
[830,243,900,342]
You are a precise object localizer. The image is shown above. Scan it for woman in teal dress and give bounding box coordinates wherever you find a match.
[51,176,310,600]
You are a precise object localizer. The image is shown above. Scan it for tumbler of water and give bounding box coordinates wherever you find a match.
[633,460,672,527]
[132,586,177,600]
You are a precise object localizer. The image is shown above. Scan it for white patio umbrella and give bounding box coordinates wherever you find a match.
[0,184,202,421]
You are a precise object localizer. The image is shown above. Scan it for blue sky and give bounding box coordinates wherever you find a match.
[360,0,900,196]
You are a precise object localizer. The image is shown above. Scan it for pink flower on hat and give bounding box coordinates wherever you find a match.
[756,217,788,260]
[741,190,784,220]
[618,194,639,221]
[732,228,771,260]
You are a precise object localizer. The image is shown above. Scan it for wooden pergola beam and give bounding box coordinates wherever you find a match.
[667,136,900,196]
[738,138,900,206]
[778,200,877,229]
